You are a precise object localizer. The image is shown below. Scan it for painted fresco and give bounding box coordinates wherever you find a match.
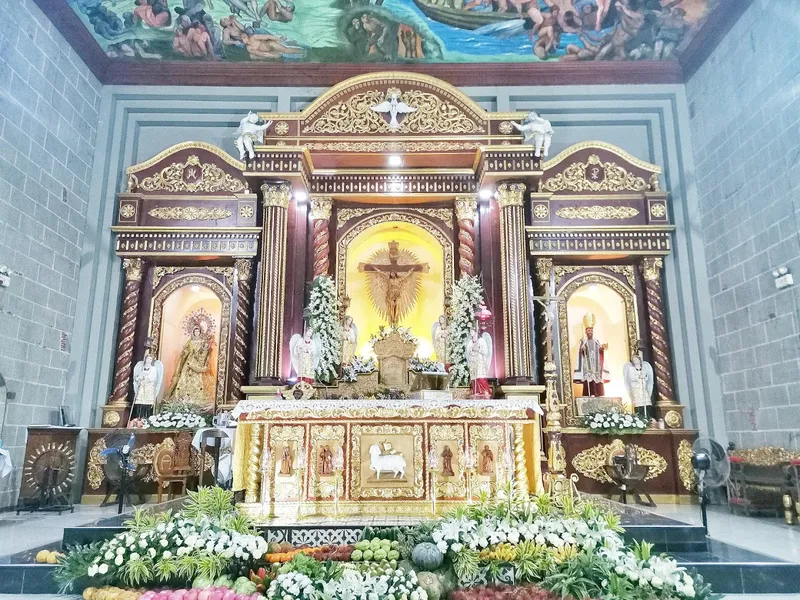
[67,0,711,62]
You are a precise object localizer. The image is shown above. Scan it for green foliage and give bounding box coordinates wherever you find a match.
[452,548,480,582]
[54,542,106,593]
[181,486,237,522]
[542,552,606,599]
[121,556,152,587]
[630,540,653,562]
[514,541,554,583]
[279,553,325,580]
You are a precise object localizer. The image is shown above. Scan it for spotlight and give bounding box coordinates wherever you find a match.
[294,191,308,203]
[387,155,403,167]
[479,189,493,201]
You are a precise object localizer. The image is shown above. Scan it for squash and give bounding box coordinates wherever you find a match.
[411,543,444,571]
[416,572,443,600]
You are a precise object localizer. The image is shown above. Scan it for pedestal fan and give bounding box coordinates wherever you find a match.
[691,437,731,534]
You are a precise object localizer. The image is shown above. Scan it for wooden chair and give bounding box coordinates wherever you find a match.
[152,433,193,503]
[199,428,231,488]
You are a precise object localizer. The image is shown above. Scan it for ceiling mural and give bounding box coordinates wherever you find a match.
[67,0,712,63]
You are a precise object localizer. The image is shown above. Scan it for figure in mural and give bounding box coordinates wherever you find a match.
[165,315,215,412]
[280,444,293,475]
[220,15,247,46]
[480,444,494,475]
[320,445,333,476]
[623,353,654,419]
[594,0,646,60]
[265,0,295,22]
[510,111,553,157]
[240,28,306,60]
[132,0,172,28]
[290,327,320,383]
[441,445,455,477]
[573,312,610,397]
[652,6,688,59]
[340,315,358,365]
[234,112,273,160]
[531,6,562,59]
[359,241,430,327]
[432,315,450,364]
[466,328,493,399]
[130,352,164,421]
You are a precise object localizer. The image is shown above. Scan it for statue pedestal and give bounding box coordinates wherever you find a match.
[373,332,416,390]
[576,396,625,416]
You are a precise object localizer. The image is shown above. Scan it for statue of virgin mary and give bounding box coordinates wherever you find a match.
[164,311,216,412]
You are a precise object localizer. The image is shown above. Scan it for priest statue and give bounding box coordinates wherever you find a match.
[573,312,609,397]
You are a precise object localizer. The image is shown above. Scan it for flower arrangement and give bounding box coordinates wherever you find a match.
[55,488,267,592]
[409,357,446,373]
[447,276,485,387]
[370,326,418,346]
[341,356,377,383]
[141,411,207,430]
[308,276,342,384]
[582,410,648,435]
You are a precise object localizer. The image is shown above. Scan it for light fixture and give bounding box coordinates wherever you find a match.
[191,285,201,292]
[479,188,493,201]
[294,191,308,203]
[387,155,403,167]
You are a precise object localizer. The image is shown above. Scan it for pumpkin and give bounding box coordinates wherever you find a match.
[411,543,444,571]
[416,572,443,600]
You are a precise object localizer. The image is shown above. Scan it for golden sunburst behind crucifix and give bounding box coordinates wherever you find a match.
[358,241,430,326]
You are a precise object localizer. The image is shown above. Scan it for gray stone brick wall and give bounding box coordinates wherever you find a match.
[686,0,800,450]
[0,0,101,507]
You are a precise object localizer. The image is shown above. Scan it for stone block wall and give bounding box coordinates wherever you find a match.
[0,0,101,507]
[686,0,800,450]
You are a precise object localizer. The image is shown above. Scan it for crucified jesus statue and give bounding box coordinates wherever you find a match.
[358,241,429,326]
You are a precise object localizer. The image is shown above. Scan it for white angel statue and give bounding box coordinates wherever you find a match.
[510,111,554,157]
[290,327,320,384]
[623,354,654,419]
[466,329,493,399]
[431,314,449,364]
[130,352,164,421]
[341,315,358,366]
[234,112,273,160]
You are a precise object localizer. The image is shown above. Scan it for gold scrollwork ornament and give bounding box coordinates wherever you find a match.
[677,440,697,491]
[148,206,232,221]
[555,206,639,220]
[138,155,247,194]
[571,439,667,483]
[542,154,648,193]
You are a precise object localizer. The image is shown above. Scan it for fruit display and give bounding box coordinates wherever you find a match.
[82,587,141,600]
[351,538,401,563]
[449,584,561,600]
[136,583,266,600]
[264,542,354,564]
[478,544,518,563]
[35,549,65,564]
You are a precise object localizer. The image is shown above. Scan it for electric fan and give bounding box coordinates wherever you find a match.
[691,436,731,534]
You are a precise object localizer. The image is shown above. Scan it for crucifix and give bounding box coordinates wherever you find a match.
[531,275,563,364]
[358,241,429,326]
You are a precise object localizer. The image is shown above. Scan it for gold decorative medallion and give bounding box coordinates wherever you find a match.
[664,410,682,428]
[119,203,136,219]
[533,204,549,219]
[103,411,121,427]
[138,155,247,194]
[240,204,255,219]
[677,440,696,491]
[274,121,290,135]
[571,439,667,483]
[498,121,514,135]
[554,206,639,220]
[649,203,667,218]
[148,206,232,221]
[542,154,648,193]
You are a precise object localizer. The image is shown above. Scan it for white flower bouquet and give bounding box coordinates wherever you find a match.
[447,276,485,387]
[582,410,648,435]
[141,411,207,429]
[341,356,377,383]
[409,356,446,373]
[308,276,342,384]
[369,326,418,346]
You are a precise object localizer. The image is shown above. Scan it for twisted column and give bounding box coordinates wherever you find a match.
[245,423,263,503]
[108,258,144,405]
[230,259,254,404]
[455,196,477,276]
[255,183,291,380]
[513,423,529,497]
[310,196,333,278]
[641,257,682,427]
[497,183,533,381]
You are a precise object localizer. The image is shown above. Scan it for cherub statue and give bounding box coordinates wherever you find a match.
[289,327,320,384]
[510,111,554,157]
[234,112,272,160]
[466,328,493,399]
[623,353,654,419]
[130,351,164,421]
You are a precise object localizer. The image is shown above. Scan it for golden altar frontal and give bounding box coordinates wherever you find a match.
[231,395,542,519]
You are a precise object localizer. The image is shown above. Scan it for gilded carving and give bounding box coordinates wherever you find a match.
[138,155,247,194]
[641,257,664,282]
[261,183,292,208]
[148,206,232,221]
[235,259,253,282]
[240,204,255,219]
[730,447,800,466]
[337,207,453,230]
[558,273,638,423]
[302,89,482,135]
[497,183,526,208]
[554,266,583,286]
[528,230,673,256]
[554,206,639,220]
[310,196,334,221]
[571,439,667,483]
[269,425,306,501]
[498,121,514,135]
[649,203,666,218]
[351,424,424,499]
[336,212,453,304]
[542,155,648,193]
[207,266,235,287]
[122,258,144,282]
[455,197,477,221]
[429,424,466,499]
[274,121,290,136]
[103,410,121,427]
[533,204,549,219]
[309,424,345,498]
[468,424,507,494]
[605,265,636,289]
[664,410,682,429]
[677,440,696,492]
[534,258,553,289]
[150,274,232,407]
[119,203,136,219]
[306,141,481,153]
[152,266,185,289]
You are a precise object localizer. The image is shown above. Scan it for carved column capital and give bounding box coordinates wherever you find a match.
[641,257,664,281]
[235,258,253,282]
[497,183,526,208]
[309,196,333,221]
[535,258,553,289]
[455,196,478,221]
[261,182,292,209]
[122,258,143,281]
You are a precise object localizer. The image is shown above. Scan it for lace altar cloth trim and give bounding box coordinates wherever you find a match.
[232,397,542,418]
